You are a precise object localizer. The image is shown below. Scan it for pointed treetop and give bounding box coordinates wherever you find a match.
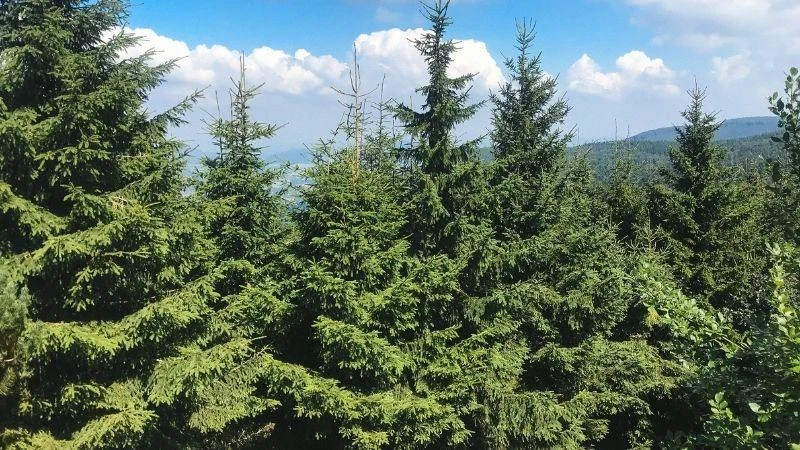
[676,83,722,152]
[395,0,484,174]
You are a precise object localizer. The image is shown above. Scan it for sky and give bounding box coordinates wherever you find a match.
[121,0,799,162]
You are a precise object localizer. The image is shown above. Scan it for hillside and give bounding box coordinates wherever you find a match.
[480,117,783,169]
[629,116,778,141]
[575,132,784,176]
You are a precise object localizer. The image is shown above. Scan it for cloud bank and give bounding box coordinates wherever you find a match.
[117,26,504,157]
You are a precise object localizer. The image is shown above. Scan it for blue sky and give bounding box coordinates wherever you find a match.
[120,0,799,159]
[128,1,650,70]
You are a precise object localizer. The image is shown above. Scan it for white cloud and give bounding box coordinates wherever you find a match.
[616,50,674,79]
[354,28,504,93]
[711,52,752,84]
[121,27,348,95]
[567,50,679,97]
[112,26,503,158]
[625,0,800,54]
[567,54,624,96]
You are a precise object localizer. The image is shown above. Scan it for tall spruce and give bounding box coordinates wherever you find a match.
[394,0,496,295]
[489,21,572,240]
[472,23,686,448]
[0,0,222,447]
[196,59,284,269]
[137,63,295,447]
[650,86,767,324]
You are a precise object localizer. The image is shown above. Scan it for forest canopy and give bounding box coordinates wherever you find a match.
[1,0,799,449]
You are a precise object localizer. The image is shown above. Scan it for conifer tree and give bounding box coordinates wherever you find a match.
[131,63,296,447]
[263,140,467,448]
[471,23,685,448]
[196,59,284,270]
[0,1,221,446]
[489,21,572,240]
[650,86,767,324]
[394,0,496,295]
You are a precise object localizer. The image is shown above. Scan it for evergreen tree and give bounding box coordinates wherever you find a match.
[394,0,496,295]
[650,86,768,325]
[196,60,284,270]
[260,140,469,448]
[0,1,220,446]
[471,23,686,448]
[489,21,572,240]
[133,63,296,447]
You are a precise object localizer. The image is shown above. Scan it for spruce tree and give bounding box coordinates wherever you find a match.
[650,86,767,324]
[196,59,284,270]
[262,141,466,448]
[472,23,685,448]
[489,21,572,240]
[0,1,221,446]
[394,0,496,295]
[132,63,295,447]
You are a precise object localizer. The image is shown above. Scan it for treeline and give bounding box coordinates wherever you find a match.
[1,0,799,449]
[575,133,784,180]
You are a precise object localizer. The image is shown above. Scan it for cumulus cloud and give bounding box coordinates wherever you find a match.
[711,52,752,84]
[567,50,679,97]
[354,28,504,94]
[120,27,348,96]
[111,26,503,157]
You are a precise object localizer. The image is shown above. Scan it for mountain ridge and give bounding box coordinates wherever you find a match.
[628,116,778,142]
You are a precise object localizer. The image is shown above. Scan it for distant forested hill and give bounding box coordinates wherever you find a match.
[479,117,783,171]
[575,131,784,176]
[480,131,784,173]
[629,116,779,141]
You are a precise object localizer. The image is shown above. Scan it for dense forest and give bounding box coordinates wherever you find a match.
[1,0,799,448]
[573,132,784,179]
